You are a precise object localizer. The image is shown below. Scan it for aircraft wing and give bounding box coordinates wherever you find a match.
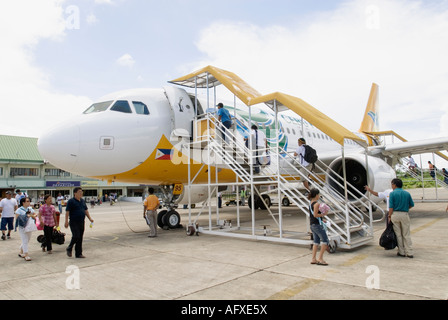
[379,137,448,160]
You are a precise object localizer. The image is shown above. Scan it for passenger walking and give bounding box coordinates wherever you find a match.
[65,187,94,258]
[0,191,18,240]
[38,195,58,254]
[388,178,415,258]
[308,188,329,266]
[245,125,267,173]
[294,138,315,192]
[428,161,436,180]
[143,188,160,238]
[15,197,37,261]
[57,193,64,213]
[217,102,232,142]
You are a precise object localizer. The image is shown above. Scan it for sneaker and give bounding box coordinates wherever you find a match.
[1,235,5,240]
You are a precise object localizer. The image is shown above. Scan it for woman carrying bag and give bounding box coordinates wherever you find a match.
[308,188,330,266]
[38,195,58,254]
[15,197,37,261]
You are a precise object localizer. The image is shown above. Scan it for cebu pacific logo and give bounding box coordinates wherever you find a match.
[367,111,378,127]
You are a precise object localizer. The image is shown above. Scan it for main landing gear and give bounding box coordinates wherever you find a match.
[156,185,182,230]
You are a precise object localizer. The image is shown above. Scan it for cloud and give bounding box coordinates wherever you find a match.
[0,0,91,138]
[94,0,114,4]
[116,53,136,68]
[86,13,99,25]
[192,0,448,142]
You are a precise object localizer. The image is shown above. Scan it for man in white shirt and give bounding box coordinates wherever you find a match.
[0,191,18,240]
[57,193,65,212]
[293,138,312,191]
[365,185,392,225]
[15,189,25,205]
[245,125,267,173]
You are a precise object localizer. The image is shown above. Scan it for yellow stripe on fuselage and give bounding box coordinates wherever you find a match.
[91,135,237,185]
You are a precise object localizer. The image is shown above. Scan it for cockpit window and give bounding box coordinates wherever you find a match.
[132,101,149,115]
[83,101,113,114]
[110,100,132,114]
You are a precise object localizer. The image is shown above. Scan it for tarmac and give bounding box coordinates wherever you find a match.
[0,190,447,302]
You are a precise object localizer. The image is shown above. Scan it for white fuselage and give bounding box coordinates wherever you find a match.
[38,86,394,200]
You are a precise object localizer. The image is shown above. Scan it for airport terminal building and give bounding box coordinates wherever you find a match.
[0,135,146,203]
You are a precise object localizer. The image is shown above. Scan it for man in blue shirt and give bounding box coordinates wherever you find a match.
[217,103,232,142]
[388,178,414,258]
[65,187,94,258]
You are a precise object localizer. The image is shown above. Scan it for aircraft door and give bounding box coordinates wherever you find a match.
[163,86,196,138]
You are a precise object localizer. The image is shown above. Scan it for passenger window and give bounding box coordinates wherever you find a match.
[111,100,132,114]
[132,101,149,115]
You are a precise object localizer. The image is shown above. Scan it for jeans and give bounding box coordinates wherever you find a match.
[310,223,329,245]
[221,120,232,140]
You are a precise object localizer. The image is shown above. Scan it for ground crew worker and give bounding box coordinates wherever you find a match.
[143,188,160,238]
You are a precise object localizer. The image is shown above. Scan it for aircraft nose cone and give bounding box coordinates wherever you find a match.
[38,123,80,172]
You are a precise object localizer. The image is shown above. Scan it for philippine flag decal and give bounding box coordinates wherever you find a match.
[155,149,173,160]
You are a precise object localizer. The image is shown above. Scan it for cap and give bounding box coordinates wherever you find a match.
[5,191,12,195]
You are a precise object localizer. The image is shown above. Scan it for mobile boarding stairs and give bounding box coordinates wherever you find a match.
[184,114,386,252]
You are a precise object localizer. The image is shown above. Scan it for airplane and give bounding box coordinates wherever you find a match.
[37,66,448,230]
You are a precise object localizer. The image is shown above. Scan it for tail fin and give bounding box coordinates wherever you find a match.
[359,83,379,133]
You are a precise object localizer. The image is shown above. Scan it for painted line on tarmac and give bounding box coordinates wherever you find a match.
[268,253,368,299]
[267,278,323,300]
[339,254,369,267]
[411,217,444,235]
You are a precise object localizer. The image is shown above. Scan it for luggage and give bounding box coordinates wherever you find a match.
[379,221,397,250]
[52,229,65,245]
[37,228,66,245]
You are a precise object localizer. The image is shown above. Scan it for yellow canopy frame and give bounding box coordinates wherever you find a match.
[169,65,366,146]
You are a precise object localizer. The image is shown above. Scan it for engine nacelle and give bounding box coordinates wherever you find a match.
[327,154,396,202]
[175,185,209,206]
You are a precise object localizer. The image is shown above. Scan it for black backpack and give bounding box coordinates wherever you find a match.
[303,145,318,163]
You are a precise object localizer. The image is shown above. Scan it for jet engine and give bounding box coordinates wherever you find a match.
[326,154,396,202]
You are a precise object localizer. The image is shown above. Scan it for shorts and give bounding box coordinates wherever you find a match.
[299,163,313,177]
[1,217,14,231]
[310,223,329,245]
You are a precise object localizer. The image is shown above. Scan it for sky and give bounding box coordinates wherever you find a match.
[1,0,448,167]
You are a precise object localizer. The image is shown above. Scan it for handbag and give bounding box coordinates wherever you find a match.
[24,217,38,233]
[36,217,44,231]
[379,221,398,250]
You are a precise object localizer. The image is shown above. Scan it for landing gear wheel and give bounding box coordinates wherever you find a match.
[259,195,271,210]
[248,196,260,210]
[157,210,168,228]
[162,210,181,229]
[328,240,337,254]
